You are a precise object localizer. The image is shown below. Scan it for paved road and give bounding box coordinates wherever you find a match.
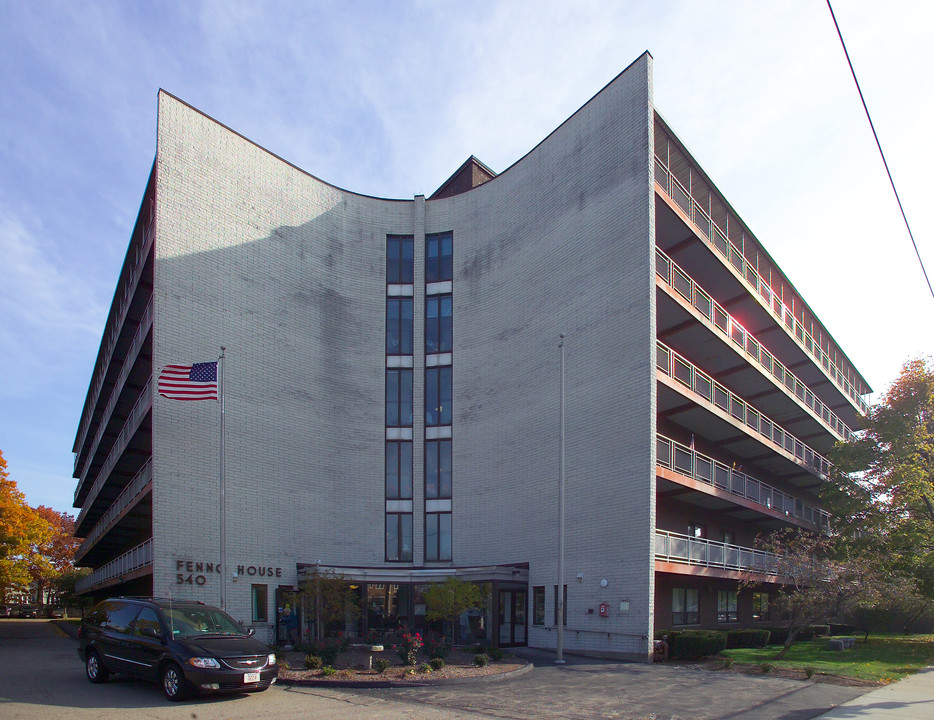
[0,619,872,719]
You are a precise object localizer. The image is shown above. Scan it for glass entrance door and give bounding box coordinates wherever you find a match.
[497,589,527,646]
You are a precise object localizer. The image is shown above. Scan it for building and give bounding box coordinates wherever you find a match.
[71,52,870,660]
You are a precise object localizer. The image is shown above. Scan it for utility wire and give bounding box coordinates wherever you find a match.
[826,0,934,301]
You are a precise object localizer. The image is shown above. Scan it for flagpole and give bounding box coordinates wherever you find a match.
[219,346,226,612]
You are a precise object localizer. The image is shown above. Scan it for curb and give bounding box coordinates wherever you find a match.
[277,659,534,689]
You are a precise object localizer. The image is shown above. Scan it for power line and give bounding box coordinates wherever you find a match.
[826,0,934,301]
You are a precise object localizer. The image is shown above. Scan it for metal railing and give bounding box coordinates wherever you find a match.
[656,341,832,478]
[656,248,853,441]
[655,530,781,573]
[654,157,869,416]
[75,459,153,559]
[75,220,154,473]
[76,538,153,593]
[74,377,153,506]
[75,296,153,486]
[656,435,831,530]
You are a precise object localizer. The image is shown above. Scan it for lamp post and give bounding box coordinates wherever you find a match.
[555,332,566,664]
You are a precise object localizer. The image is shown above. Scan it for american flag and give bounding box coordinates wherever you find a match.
[157,362,218,401]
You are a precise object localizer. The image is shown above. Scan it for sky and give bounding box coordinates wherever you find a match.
[1,0,932,518]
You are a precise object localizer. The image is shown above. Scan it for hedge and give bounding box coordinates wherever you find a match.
[765,624,830,645]
[725,629,771,648]
[662,630,728,659]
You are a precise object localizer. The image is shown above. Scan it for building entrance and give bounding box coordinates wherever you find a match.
[497,589,527,647]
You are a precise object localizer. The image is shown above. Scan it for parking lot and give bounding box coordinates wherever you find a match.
[1,619,871,720]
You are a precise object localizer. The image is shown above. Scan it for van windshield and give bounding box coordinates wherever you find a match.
[162,606,248,638]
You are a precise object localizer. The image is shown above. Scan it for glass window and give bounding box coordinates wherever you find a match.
[720,530,735,545]
[717,590,738,623]
[132,607,162,637]
[553,584,568,626]
[532,587,545,626]
[387,235,414,284]
[386,514,413,562]
[426,232,453,283]
[752,591,770,622]
[425,366,452,426]
[672,587,699,625]
[688,523,706,539]
[252,584,268,622]
[386,369,413,427]
[425,439,452,499]
[425,512,452,561]
[386,441,413,499]
[425,295,453,353]
[103,602,141,634]
[386,298,413,355]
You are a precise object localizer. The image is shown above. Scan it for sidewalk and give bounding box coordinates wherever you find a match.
[817,667,934,719]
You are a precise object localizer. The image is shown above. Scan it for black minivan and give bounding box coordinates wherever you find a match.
[78,597,277,701]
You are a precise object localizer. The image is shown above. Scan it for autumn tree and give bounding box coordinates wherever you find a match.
[0,450,52,601]
[422,577,487,648]
[296,567,359,642]
[742,529,885,658]
[825,357,934,604]
[28,506,80,611]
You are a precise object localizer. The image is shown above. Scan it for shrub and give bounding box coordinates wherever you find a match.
[396,631,423,666]
[304,654,323,670]
[725,629,771,648]
[424,632,450,659]
[474,653,489,667]
[766,624,831,645]
[666,630,727,659]
[321,666,337,676]
[468,644,486,654]
[278,659,291,670]
[430,657,445,670]
[488,647,504,662]
[374,658,391,673]
[417,663,433,674]
[760,663,773,674]
[721,656,734,669]
[830,624,856,636]
[804,667,816,679]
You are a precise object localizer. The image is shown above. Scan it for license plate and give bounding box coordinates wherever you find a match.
[243,672,260,683]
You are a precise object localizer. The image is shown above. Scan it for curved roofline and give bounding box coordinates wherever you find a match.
[158,89,414,204]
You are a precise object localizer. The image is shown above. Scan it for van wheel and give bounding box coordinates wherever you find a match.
[161,662,188,701]
[86,650,110,683]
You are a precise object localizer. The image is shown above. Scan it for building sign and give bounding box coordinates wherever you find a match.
[175,559,282,586]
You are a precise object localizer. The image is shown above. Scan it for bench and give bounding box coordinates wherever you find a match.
[827,637,855,650]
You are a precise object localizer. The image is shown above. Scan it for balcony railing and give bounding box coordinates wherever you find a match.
[76,538,152,593]
[656,435,831,530]
[656,248,853,441]
[75,219,154,472]
[657,341,832,478]
[75,377,153,506]
[75,296,153,486]
[654,157,869,416]
[75,458,152,559]
[655,530,780,574]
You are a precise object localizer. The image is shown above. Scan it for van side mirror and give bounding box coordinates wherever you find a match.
[248,628,255,637]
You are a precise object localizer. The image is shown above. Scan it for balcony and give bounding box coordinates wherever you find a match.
[75,459,152,563]
[655,530,780,574]
[76,538,152,594]
[653,154,869,417]
[656,248,852,442]
[656,341,831,480]
[656,435,830,531]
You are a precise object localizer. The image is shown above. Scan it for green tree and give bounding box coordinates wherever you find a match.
[825,357,934,599]
[742,529,885,658]
[422,577,486,648]
[296,567,359,641]
[0,450,52,601]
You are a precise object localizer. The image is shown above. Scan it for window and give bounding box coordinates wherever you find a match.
[425,366,452,426]
[386,298,413,355]
[425,439,452,499]
[386,513,413,562]
[672,587,699,625]
[752,591,770,622]
[426,231,453,283]
[386,369,413,426]
[553,584,568,626]
[103,601,141,634]
[688,523,706,539]
[387,235,414,284]
[425,295,453,353]
[532,587,545,626]
[720,530,735,545]
[132,607,161,637]
[717,590,738,623]
[252,584,268,622]
[425,512,452,561]
[386,441,413,499]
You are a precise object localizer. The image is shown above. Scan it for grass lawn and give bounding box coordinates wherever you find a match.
[722,634,934,684]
